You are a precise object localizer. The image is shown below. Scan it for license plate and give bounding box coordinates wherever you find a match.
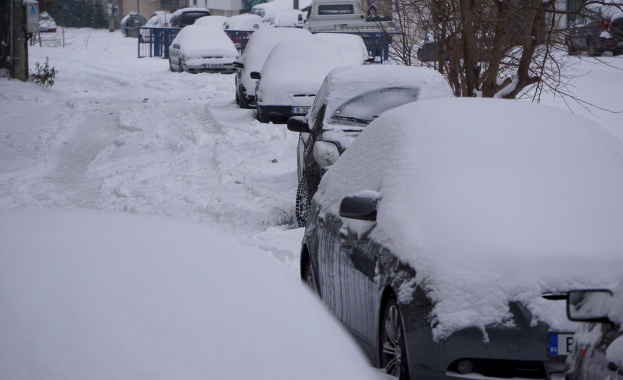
[548,333,574,356]
[292,106,309,114]
[206,64,223,68]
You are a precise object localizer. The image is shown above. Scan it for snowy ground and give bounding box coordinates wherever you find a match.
[0,27,622,377]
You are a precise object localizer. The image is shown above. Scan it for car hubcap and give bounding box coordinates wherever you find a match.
[382,304,403,376]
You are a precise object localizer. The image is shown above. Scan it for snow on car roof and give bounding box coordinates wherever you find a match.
[242,28,314,70]
[194,15,227,28]
[322,65,454,119]
[259,40,346,96]
[174,25,238,57]
[316,97,623,341]
[314,33,369,65]
[224,13,262,30]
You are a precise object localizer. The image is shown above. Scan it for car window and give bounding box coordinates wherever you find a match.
[318,4,354,15]
[181,12,209,26]
[329,87,421,125]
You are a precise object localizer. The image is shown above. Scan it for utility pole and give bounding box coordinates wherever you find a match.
[11,0,29,81]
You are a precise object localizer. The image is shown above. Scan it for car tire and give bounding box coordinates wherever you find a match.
[178,59,183,73]
[169,60,175,72]
[256,106,270,123]
[380,297,410,380]
[296,176,309,228]
[239,87,250,109]
[588,39,599,57]
[303,258,318,295]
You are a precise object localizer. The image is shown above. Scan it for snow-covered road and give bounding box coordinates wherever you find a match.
[1,29,305,272]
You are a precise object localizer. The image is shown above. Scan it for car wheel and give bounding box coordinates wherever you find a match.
[303,258,318,295]
[178,59,183,73]
[296,176,309,228]
[588,39,599,57]
[239,88,250,109]
[256,106,270,123]
[380,297,410,380]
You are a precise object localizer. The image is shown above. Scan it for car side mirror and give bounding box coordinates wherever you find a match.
[567,289,613,323]
[287,116,310,133]
[233,61,244,68]
[250,71,261,80]
[172,43,180,49]
[339,192,380,221]
[313,141,339,168]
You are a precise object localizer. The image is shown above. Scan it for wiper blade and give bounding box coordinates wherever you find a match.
[331,115,372,123]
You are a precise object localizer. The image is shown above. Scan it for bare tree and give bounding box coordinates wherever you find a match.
[387,0,622,99]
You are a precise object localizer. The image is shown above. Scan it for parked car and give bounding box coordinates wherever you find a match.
[194,15,228,28]
[120,12,147,38]
[314,32,371,65]
[287,65,453,227]
[253,40,347,123]
[139,11,171,42]
[0,207,380,380]
[169,7,211,28]
[299,97,623,379]
[38,11,56,33]
[168,25,239,74]
[566,286,623,380]
[565,5,623,56]
[224,13,262,31]
[233,28,315,109]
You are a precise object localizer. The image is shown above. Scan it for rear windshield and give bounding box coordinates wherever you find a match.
[181,12,210,26]
[330,87,421,124]
[318,4,354,15]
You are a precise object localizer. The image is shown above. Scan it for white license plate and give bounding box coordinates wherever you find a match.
[548,333,574,356]
[292,106,309,114]
[206,64,223,68]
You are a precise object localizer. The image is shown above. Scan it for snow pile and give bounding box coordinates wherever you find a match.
[316,97,623,340]
[173,25,239,58]
[0,207,377,380]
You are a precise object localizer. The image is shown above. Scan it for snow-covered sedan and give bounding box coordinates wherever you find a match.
[252,39,346,123]
[234,28,314,108]
[169,25,239,74]
[566,285,623,380]
[300,98,623,379]
[287,65,454,227]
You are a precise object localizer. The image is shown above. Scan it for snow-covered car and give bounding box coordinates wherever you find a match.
[287,65,453,226]
[0,207,380,380]
[253,40,347,123]
[194,15,228,28]
[169,7,211,28]
[120,12,147,38]
[38,11,56,33]
[224,13,262,30]
[300,97,623,379]
[566,285,623,380]
[314,32,371,65]
[565,5,623,56]
[139,11,171,42]
[234,28,314,108]
[168,25,239,74]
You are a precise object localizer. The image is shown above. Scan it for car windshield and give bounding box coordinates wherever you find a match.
[329,87,420,124]
[182,12,210,25]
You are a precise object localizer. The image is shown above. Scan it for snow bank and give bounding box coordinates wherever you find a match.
[0,207,377,380]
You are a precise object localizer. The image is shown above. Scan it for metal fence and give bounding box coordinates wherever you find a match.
[137,27,394,62]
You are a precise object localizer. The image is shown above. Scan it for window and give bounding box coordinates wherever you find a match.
[318,4,354,15]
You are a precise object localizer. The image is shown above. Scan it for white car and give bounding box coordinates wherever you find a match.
[168,25,239,74]
[0,207,380,380]
[224,13,262,31]
[139,11,171,42]
[253,39,347,123]
[194,15,228,28]
[314,32,371,65]
[233,28,314,108]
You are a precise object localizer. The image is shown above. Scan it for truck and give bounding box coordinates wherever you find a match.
[304,0,397,33]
